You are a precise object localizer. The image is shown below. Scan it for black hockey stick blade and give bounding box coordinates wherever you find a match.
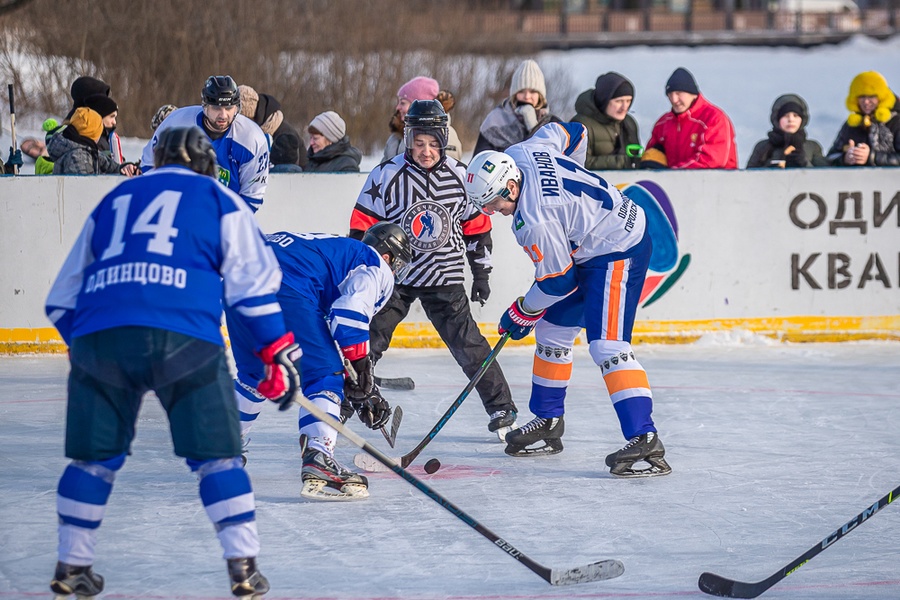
[375,375,415,390]
[698,483,900,598]
[379,405,403,448]
[398,333,511,468]
[290,390,623,586]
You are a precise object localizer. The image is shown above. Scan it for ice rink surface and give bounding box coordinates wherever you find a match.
[1,336,899,599]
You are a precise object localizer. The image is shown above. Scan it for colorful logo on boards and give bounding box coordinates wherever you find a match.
[616,180,691,308]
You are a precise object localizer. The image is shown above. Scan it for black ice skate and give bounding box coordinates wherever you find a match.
[301,448,369,501]
[227,556,270,599]
[605,432,672,478]
[488,409,518,441]
[504,415,564,456]
[50,561,104,600]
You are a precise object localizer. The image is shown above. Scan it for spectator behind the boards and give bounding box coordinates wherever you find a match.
[305,110,362,173]
[746,94,829,168]
[826,71,900,167]
[572,71,642,170]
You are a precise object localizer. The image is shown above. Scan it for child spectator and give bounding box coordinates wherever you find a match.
[747,94,829,168]
[47,107,135,176]
[826,71,900,166]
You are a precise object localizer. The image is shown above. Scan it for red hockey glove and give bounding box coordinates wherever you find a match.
[498,297,546,340]
[255,332,302,410]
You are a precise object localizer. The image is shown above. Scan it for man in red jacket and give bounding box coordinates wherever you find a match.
[642,67,737,170]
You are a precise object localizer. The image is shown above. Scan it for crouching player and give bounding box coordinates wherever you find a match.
[463,122,671,478]
[227,224,412,500]
[44,126,298,599]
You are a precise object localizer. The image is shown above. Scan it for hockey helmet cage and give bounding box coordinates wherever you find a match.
[153,126,218,177]
[362,222,413,282]
[403,99,449,151]
[465,150,520,209]
[201,75,240,107]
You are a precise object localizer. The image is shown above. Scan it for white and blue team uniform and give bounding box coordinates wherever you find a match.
[226,232,395,457]
[45,165,285,568]
[505,122,657,441]
[140,106,270,212]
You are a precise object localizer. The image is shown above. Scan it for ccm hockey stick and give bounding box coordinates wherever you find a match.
[699,483,900,598]
[288,387,623,585]
[355,332,510,472]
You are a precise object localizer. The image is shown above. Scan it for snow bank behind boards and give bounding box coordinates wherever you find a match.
[1,168,897,352]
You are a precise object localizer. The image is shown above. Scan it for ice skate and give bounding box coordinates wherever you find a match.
[227,557,269,599]
[50,561,103,600]
[605,432,672,478]
[301,448,369,501]
[488,408,518,441]
[504,415,564,456]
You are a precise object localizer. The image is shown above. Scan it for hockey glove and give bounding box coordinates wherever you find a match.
[499,297,546,341]
[341,342,375,399]
[255,332,302,410]
[350,386,392,430]
[470,277,491,305]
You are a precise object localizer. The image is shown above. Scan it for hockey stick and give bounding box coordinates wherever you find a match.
[355,332,510,472]
[290,388,624,585]
[375,375,416,390]
[337,343,402,448]
[698,483,900,598]
[7,83,18,175]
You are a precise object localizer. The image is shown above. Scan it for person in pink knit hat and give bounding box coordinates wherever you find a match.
[382,76,462,161]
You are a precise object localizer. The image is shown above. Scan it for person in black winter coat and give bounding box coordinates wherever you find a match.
[305,111,362,173]
[747,94,829,168]
[238,85,308,169]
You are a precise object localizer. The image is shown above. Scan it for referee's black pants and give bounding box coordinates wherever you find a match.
[369,284,515,416]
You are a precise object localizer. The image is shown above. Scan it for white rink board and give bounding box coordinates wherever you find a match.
[1,169,898,336]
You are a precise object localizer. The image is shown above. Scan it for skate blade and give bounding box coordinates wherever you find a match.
[301,479,369,501]
[610,457,672,478]
[493,422,517,442]
[52,595,97,600]
[504,439,563,457]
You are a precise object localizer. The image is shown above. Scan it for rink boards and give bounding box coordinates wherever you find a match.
[1,169,897,352]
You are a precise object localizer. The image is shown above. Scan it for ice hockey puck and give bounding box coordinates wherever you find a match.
[423,458,441,474]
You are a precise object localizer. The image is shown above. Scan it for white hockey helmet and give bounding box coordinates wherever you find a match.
[465,150,520,210]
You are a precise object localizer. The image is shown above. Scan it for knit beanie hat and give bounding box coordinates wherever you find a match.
[271,133,301,165]
[665,67,699,95]
[238,85,259,120]
[397,76,439,102]
[593,72,635,111]
[70,76,109,107]
[309,110,346,143]
[845,71,895,126]
[83,94,118,118]
[509,59,547,100]
[70,107,104,141]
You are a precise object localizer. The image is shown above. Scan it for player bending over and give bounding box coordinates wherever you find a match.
[464,122,671,478]
[45,126,298,599]
[226,224,412,501]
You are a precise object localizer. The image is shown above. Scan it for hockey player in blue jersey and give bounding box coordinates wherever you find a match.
[45,126,300,599]
[227,223,412,501]
[464,122,671,478]
[140,75,270,212]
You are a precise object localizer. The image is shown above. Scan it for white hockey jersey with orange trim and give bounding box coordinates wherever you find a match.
[505,122,647,310]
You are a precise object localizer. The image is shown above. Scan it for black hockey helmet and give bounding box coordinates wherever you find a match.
[153,126,218,177]
[201,75,240,107]
[403,99,448,151]
[362,222,413,282]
